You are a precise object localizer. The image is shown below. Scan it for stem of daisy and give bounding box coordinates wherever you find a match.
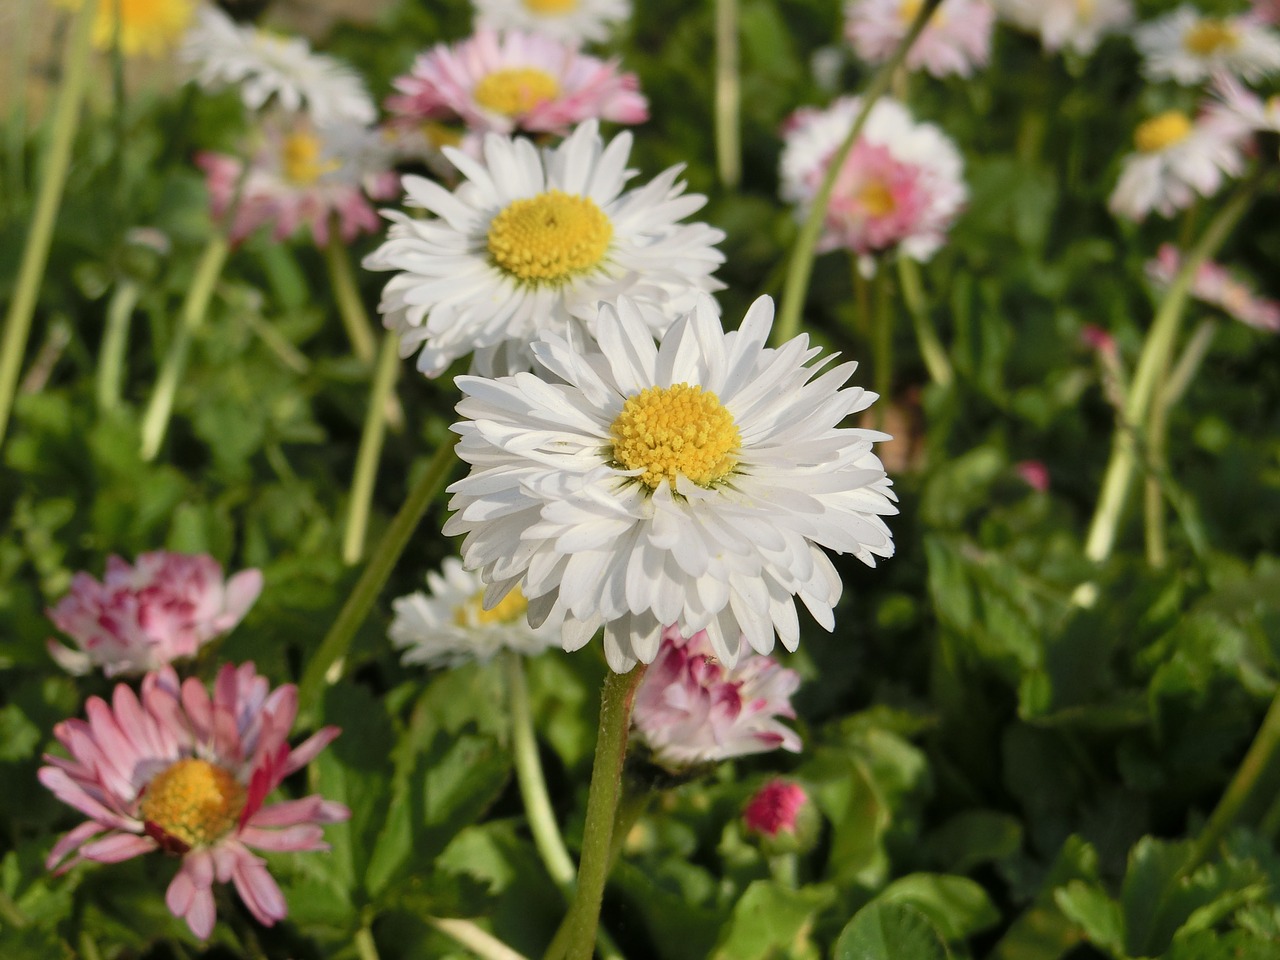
[355,920,381,960]
[772,0,944,346]
[298,434,459,719]
[96,278,139,413]
[0,1,94,450]
[767,853,799,889]
[139,235,230,461]
[430,917,532,960]
[544,664,648,960]
[325,228,378,368]
[896,254,953,388]
[714,0,741,189]
[342,331,403,565]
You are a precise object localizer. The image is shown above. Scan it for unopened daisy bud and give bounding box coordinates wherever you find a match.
[743,779,820,855]
[1015,460,1050,493]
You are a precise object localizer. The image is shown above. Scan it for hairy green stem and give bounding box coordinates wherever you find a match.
[431,917,532,960]
[714,0,740,188]
[896,255,953,388]
[342,331,402,565]
[325,230,378,367]
[773,0,943,345]
[96,279,139,413]
[0,1,94,449]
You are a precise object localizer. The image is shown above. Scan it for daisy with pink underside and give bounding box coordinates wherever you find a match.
[386,28,647,151]
[1146,244,1280,333]
[1211,73,1280,137]
[40,663,348,940]
[844,0,994,79]
[992,0,1132,56]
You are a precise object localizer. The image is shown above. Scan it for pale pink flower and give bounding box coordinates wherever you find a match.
[1079,324,1118,358]
[845,0,994,79]
[1255,0,1280,26]
[1146,244,1280,333]
[1015,460,1050,492]
[632,626,802,768]
[47,552,262,677]
[743,779,811,838]
[386,28,647,154]
[40,663,347,940]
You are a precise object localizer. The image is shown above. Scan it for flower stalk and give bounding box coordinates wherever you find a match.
[430,917,532,960]
[714,0,741,189]
[96,278,140,413]
[897,254,954,388]
[325,228,378,368]
[342,331,403,565]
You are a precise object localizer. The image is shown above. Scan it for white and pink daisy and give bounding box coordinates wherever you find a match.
[1135,6,1280,86]
[992,0,1133,56]
[1211,73,1280,137]
[386,28,647,152]
[631,626,802,769]
[472,0,631,44]
[844,0,995,79]
[779,96,966,273]
[47,552,262,677]
[39,663,348,939]
[1255,0,1280,26]
[1146,243,1280,333]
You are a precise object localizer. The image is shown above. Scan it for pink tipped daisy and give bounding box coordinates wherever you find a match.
[1146,244,1280,333]
[992,0,1133,56]
[47,552,262,677]
[39,663,348,940]
[844,0,995,79]
[386,28,647,149]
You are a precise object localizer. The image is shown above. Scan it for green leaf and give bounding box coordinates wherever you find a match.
[833,901,950,960]
[709,880,835,960]
[924,810,1024,875]
[1053,881,1125,956]
[876,873,1000,942]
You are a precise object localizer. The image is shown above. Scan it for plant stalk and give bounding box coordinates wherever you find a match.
[342,331,402,565]
[96,278,139,413]
[325,229,378,367]
[896,254,953,387]
[714,0,740,189]
[430,917,532,960]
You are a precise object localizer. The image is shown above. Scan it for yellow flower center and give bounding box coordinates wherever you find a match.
[54,0,197,57]
[423,122,464,150]
[610,384,741,489]
[1075,0,1095,19]
[1183,19,1240,57]
[487,191,613,284]
[454,586,530,627]
[281,131,338,186]
[1134,111,1193,153]
[139,758,246,849]
[857,179,897,218]
[898,0,944,26]
[473,68,561,117]
[523,0,580,13]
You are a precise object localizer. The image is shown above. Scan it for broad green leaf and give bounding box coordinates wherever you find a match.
[833,901,950,960]
[1053,881,1125,956]
[709,880,835,960]
[877,873,1000,942]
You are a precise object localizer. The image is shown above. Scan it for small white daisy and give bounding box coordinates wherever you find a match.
[363,120,726,378]
[993,0,1133,56]
[181,5,376,127]
[1211,73,1280,135]
[390,558,560,668]
[1135,6,1280,85]
[1108,107,1249,221]
[442,294,898,673]
[472,0,631,44]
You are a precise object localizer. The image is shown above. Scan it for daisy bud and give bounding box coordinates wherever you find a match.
[743,779,820,855]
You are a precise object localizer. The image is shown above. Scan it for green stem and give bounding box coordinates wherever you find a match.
[78,932,103,960]
[4,0,34,211]
[896,254,953,388]
[96,278,139,413]
[240,308,311,374]
[430,917,532,960]
[1162,318,1216,411]
[714,0,740,189]
[325,229,378,367]
[342,331,402,565]
[0,1,94,450]
[606,781,651,872]
[298,434,459,718]
[139,235,230,461]
[355,922,381,960]
[544,665,648,960]
[767,853,799,889]
[772,0,944,346]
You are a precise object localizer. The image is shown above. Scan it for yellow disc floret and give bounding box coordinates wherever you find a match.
[455,586,530,627]
[1184,19,1240,57]
[282,131,338,186]
[1134,111,1193,153]
[898,0,944,26]
[140,758,246,848]
[56,0,196,58]
[524,0,580,14]
[610,384,741,489]
[487,191,613,284]
[474,68,561,117]
[857,179,897,218]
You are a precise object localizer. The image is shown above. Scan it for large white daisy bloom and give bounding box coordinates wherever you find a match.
[390,558,560,668]
[992,0,1133,56]
[181,5,376,127]
[363,120,726,378]
[472,0,631,44]
[1108,108,1249,221]
[443,294,898,673]
[1134,6,1280,85]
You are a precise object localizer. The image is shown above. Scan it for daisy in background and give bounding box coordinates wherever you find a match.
[779,96,966,275]
[1146,243,1280,333]
[181,4,376,127]
[1135,5,1280,86]
[40,663,347,939]
[363,119,725,378]
[47,552,262,677]
[198,113,399,246]
[473,0,631,44]
[844,0,995,79]
[1108,107,1249,221]
[56,0,196,57]
[443,294,898,672]
[1211,72,1280,138]
[631,626,802,769]
[385,28,648,154]
[390,557,561,668]
[991,0,1132,56]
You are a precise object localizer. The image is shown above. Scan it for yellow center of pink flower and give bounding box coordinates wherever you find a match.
[898,0,944,26]
[611,384,741,489]
[857,179,897,217]
[1184,19,1240,56]
[474,68,561,117]
[281,131,338,185]
[454,586,529,626]
[1134,111,1192,153]
[140,758,246,848]
[487,191,613,284]
[523,0,580,13]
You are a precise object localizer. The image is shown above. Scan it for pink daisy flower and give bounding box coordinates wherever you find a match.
[632,626,802,769]
[47,552,263,677]
[1255,0,1280,26]
[844,0,995,79]
[39,663,348,939]
[385,28,647,153]
[1146,244,1280,333]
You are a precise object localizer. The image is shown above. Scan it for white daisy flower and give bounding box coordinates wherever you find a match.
[1211,73,1280,135]
[390,558,560,668]
[1135,6,1280,85]
[1108,107,1249,221]
[845,0,995,79]
[992,0,1133,56]
[363,120,726,378]
[181,5,376,127]
[472,0,631,44]
[442,294,898,673]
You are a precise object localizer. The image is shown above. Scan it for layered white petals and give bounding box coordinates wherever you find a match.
[472,0,631,44]
[1135,6,1280,85]
[993,0,1132,55]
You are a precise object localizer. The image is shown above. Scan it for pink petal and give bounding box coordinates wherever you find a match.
[282,726,341,776]
[219,569,263,628]
[238,824,328,852]
[229,848,287,927]
[246,795,347,828]
[46,820,108,870]
[80,832,156,863]
[37,767,137,831]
